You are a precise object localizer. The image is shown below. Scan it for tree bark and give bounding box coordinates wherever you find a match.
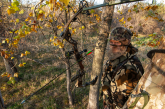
[123,39,165,109]
[64,10,74,107]
[3,57,18,81]
[0,90,4,109]
[87,0,114,108]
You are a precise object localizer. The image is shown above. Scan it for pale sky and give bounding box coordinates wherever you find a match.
[93,0,165,4]
[23,0,165,5]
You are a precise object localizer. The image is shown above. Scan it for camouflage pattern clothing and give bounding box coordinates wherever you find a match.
[109,27,133,41]
[101,44,144,109]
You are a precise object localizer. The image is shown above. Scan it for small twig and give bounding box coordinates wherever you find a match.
[26,57,47,68]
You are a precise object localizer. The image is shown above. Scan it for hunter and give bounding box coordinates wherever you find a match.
[101,27,144,109]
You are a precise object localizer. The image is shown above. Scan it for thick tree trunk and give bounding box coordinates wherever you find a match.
[87,0,114,109]
[0,90,4,109]
[123,39,165,109]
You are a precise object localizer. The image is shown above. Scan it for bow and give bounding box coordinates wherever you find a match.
[60,1,98,87]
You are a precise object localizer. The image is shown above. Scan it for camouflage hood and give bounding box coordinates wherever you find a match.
[109,27,133,41]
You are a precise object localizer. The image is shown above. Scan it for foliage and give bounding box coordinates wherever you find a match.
[0,0,165,108]
[113,2,164,47]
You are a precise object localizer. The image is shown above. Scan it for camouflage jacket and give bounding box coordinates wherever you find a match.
[102,44,144,108]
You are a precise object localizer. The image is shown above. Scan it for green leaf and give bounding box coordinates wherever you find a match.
[14,35,20,39]
[22,25,27,29]
[153,33,157,36]
[90,9,95,13]
[7,80,12,85]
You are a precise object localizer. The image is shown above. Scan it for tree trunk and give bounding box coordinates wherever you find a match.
[66,59,74,106]
[64,10,74,107]
[0,90,4,109]
[87,0,114,108]
[3,57,18,81]
[123,39,165,109]
[61,48,74,106]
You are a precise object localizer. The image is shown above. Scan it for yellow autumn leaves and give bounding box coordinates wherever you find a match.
[1,72,19,84]
[18,51,30,67]
[50,36,64,48]
[7,0,25,15]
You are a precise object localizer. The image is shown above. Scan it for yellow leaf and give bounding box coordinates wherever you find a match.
[148,34,153,37]
[133,5,137,8]
[49,14,53,18]
[128,9,131,13]
[54,36,57,39]
[153,17,159,20]
[53,13,56,17]
[14,73,19,78]
[29,12,33,16]
[69,27,72,29]
[53,42,58,46]
[46,1,49,4]
[18,63,24,67]
[118,10,122,14]
[1,72,8,77]
[23,62,26,65]
[14,7,20,11]
[79,27,82,30]
[94,14,98,17]
[31,7,34,10]
[7,9,16,15]
[49,19,53,22]
[9,77,14,81]
[59,45,64,48]
[6,38,9,43]
[60,7,63,11]
[82,26,85,29]
[11,57,15,60]
[72,30,75,34]
[127,17,132,21]
[25,51,30,55]
[57,25,62,29]
[74,8,77,13]
[59,0,70,6]
[119,17,124,22]
[20,53,25,57]
[151,5,158,11]
[50,38,53,42]
[16,19,19,23]
[129,26,133,28]
[25,17,30,21]
[9,77,16,84]
[19,9,24,14]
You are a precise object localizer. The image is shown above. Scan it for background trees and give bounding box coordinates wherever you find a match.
[0,0,165,108]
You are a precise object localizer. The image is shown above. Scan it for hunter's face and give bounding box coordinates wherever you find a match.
[108,39,130,60]
[109,40,126,53]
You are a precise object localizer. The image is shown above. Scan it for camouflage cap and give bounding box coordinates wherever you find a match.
[109,27,133,41]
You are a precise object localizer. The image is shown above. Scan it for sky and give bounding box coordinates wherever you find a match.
[23,0,165,5]
[93,0,165,4]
